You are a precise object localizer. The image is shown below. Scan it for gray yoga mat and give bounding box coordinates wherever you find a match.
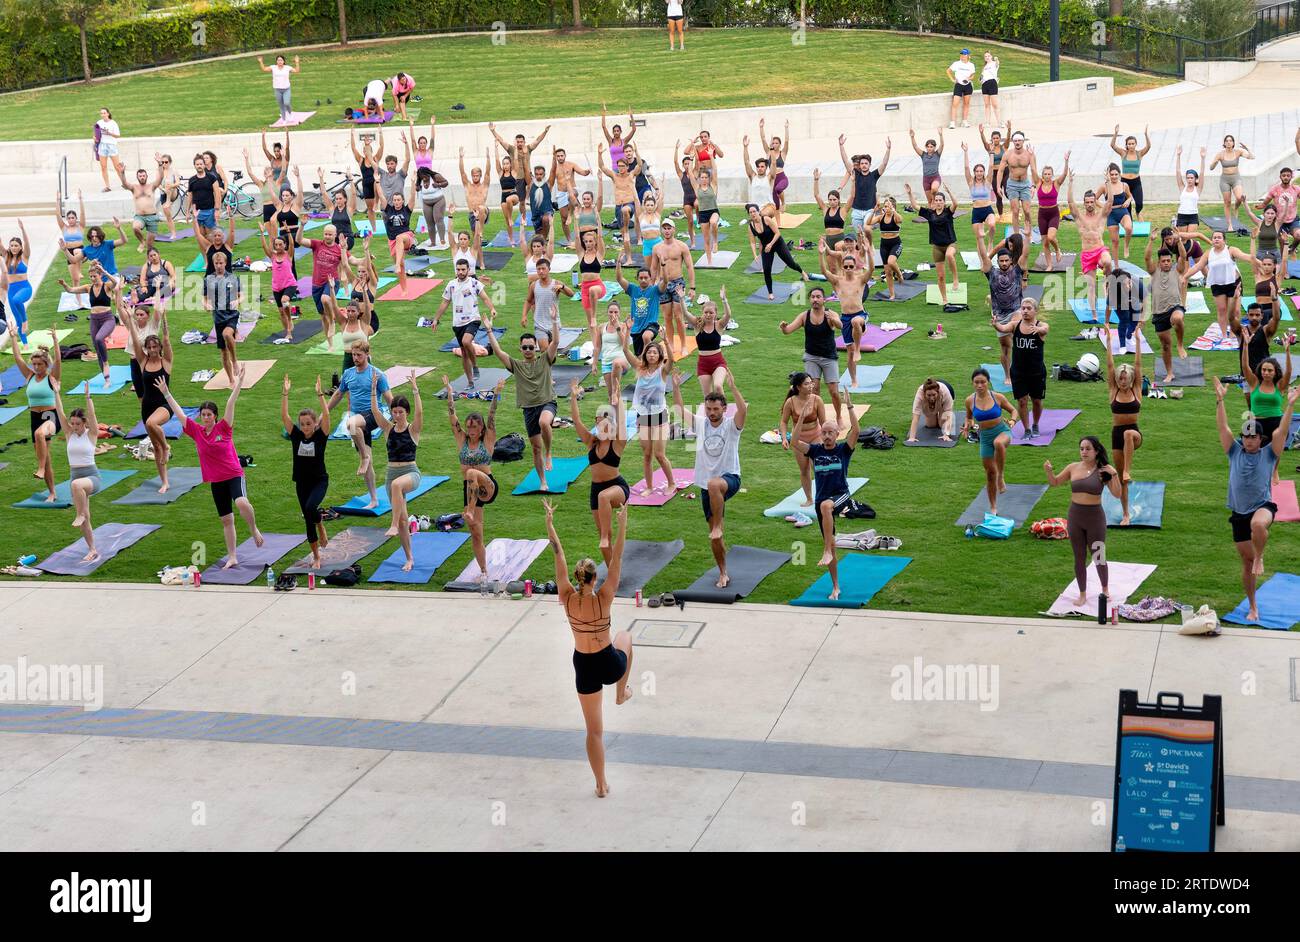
[1023,284,1046,304]
[384,256,437,275]
[37,523,161,576]
[200,532,306,584]
[112,466,204,505]
[954,483,1048,528]
[284,525,389,576]
[1166,356,1205,387]
[870,280,926,302]
[745,255,786,276]
[480,251,514,272]
[903,425,960,448]
[435,367,512,398]
[260,319,324,344]
[672,545,790,604]
[744,282,800,305]
[555,326,584,349]
[595,539,684,598]
[0,462,7,472]
[1030,253,1076,274]
[552,363,592,396]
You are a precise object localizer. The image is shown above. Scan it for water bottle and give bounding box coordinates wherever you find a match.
[18,554,37,566]
[1115,834,1127,853]
[479,577,490,599]
[964,525,975,539]
[265,565,275,589]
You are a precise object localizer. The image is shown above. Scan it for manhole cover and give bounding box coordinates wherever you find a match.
[628,619,704,648]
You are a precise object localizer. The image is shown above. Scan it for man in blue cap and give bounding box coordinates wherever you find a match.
[947,48,976,129]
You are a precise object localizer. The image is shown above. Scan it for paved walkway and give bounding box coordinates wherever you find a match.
[1,582,1296,850]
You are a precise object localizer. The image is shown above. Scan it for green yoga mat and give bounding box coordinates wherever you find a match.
[185,253,206,273]
[5,329,73,355]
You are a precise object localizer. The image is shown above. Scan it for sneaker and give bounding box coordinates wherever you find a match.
[961,120,970,128]
[1031,424,1039,437]
[792,513,813,528]
[948,121,956,129]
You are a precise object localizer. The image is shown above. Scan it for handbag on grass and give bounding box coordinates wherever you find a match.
[975,511,1014,539]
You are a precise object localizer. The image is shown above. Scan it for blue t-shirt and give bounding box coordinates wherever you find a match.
[1226,440,1276,515]
[625,283,662,333]
[82,241,118,276]
[807,441,853,503]
[341,364,389,416]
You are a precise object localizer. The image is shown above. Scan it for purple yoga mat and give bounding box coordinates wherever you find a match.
[155,228,196,242]
[1009,408,1082,447]
[199,533,305,585]
[835,324,912,352]
[37,523,160,576]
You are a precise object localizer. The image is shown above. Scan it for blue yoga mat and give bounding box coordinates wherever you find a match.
[979,362,1012,392]
[1102,480,1165,528]
[1241,295,1293,322]
[0,363,24,395]
[512,455,588,495]
[368,530,469,584]
[71,364,134,395]
[791,554,912,608]
[1222,572,1300,630]
[841,364,893,394]
[439,326,505,353]
[569,280,621,302]
[12,468,136,509]
[337,277,395,300]
[1070,298,1118,324]
[333,474,448,516]
[0,405,24,426]
[126,406,198,439]
[330,407,387,441]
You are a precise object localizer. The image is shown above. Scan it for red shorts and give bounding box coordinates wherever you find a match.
[387,232,414,255]
[696,351,727,376]
[580,278,607,312]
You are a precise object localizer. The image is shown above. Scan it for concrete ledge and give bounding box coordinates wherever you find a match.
[1184,59,1256,85]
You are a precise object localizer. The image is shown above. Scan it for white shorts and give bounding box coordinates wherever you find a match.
[97,140,119,158]
[554,190,570,209]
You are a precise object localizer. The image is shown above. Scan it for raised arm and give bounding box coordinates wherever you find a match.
[727,373,747,430]
[224,365,245,427]
[1212,378,1236,453]
[280,374,294,435]
[1272,387,1299,458]
[542,499,571,601]
[599,505,629,603]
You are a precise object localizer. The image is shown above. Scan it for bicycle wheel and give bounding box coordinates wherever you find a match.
[235,182,261,219]
[177,191,191,221]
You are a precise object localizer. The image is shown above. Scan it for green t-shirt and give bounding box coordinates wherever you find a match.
[508,352,556,407]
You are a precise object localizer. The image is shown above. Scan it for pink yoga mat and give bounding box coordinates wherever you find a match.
[206,321,256,343]
[1273,480,1300,522]
[1047,561,1156,617]
[271,111,316,128]
[628,468,696,506]
[385,365,435,388]
[835,324,912,352]
[379,279,443,302]
[1009,408,1081,447]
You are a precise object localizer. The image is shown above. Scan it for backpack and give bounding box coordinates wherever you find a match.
[837,498,876,519]
[493,432,525,462]
[1054,363,1100,382]
[323,563,361,587]
[857,426,895,450]
[975,512,1014,539]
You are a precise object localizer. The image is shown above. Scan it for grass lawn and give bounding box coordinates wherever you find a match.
[1,201,1294,624]
[0,28,1165,141]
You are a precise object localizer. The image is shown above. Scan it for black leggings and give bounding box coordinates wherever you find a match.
[1126,176,1144,218]
[296,475,329,544]
[990,166,1005,216]
[1067,501,1108,595]
[762,239,804,294]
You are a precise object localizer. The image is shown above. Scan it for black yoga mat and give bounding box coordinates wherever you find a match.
[672,545,790,604]
[595,539,684,598]
[283,525,390,575]
[260,319,324,344]
[903,425,960,448]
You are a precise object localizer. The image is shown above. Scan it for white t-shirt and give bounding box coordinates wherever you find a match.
[453,248,477,274]
[443,276,483,326]
[694,413,742,486]
[364,79,386,108]
[950,60,976,86]
[97,119,120,139]
[667,0,684,15]
[271,65,293,89]
[750,177,773,209]
[981,60,999,83]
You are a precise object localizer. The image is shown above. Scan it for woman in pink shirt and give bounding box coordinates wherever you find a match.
[391,72,415,121]
[158,367,265,569]
[259,224,300,342]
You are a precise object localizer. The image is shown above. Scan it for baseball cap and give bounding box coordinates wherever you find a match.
[961,48,970,54]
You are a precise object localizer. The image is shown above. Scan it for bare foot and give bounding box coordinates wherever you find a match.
[616,684,633,705]
[385,524,400,537]
[1177,344,1187,359]
[1253,553,1264,576]
[71,513,85,527]
[223,557,239,570]
[158,481,170,495]
[800,498,813,507]
[989,505,998,516]
[818,549,834,566]
[81,550,99,564]
[1163,373,1174,384]
[1075,592,1088,605]
[402,559,414,572]
[829,586,840,601]
[997,477,1007,494]
[715,571,730,589]
[1247,607,1259,621]
[635,485,650,497]
[545,455,553,471]
[595,781,610,798]
[357,452,371,477]
[311,554,323,571]
[1120,515,1131,526]
[599,533,611,551]
[1122,470,1132,483]
[253,530,264,548]
[364,495,379,510]
[709,523,723,540]
[44,492,57,504]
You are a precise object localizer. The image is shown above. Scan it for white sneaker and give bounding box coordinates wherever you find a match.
[948,121,956,130]
[961,120,970,128]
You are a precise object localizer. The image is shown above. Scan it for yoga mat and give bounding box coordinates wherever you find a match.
[1100,329,1154,355]
[1,363,25,394]
[155,228,195,242]
[13,469,136,509]
[201,533,307,584]
[551,363,591,396]
[870,281,926,302]
[627,468,695,506]
[58,291,90,312]
[1271,480,1300,522]
[554,326,585,349]
[1023,284,1046,305]
[204,359,276,390]
[439,326,505,353]
[1242,295,1293,321]
[687,233,729,250]
[480,251,514,272]
[594,539,685,598]
[1202,216,1234,233]
[694,250,740,269]
[1223,573,1300,630]
[336,277,395,300]
[512,456,587,495]
[1164,356,1204,387]
[270,111,316,128]
[744,282,800,305]
[569,280,621,302]
[1102,480,1165,528]
[1183,291,1210,315]
[925,283,968,305]
[185,254,206,273]
[104,325,130,349]
[745,256,786,276]
[333,474,448,516]
[330,409,384,441]
[1008,408,1081,447]
[1069,298,1117,325]
[547,253,579,274]
[954,483,1047,528]
[435,367,511,398]
[1131,222,1151,237]
[833,403,871,440]
[1117,259,1150,281]
[449,537,548,585]
[961,251,982,271]
[205,321,256,345]
[1288,259,1300,278]
[111,466,204,505]
[839,364,893,394]
[284,525,390,576]
[379,279,442,302]
[673,546,790,604]
[1004,226,1041,244]
[260,320,324,345]
[367,531,469,584]
[1046,561,1157,617]
[36,523,160,576]
[778,212,811,228]
[791,555,912,609]
[0,405,24,426]
[0,463,6,472]
[5,329,72,355]
[980,362,1013,392]
[836,324,911,352]
[384,365,435,388]
[383,256,436,275]
[306,337,350,356]
[904,425,959,447]
[764,478,868,518]
[69,364,134,396]
[486,231,521,249]
[1030,253,1076,273]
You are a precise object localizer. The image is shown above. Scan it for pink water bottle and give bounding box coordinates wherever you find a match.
[524,579,533,598]
[408,515,419,533]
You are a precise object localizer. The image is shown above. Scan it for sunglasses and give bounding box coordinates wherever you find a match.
[520,344,536,351]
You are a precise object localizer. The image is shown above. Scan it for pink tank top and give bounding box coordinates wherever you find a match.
[415,150,433,171]
[1037,183,1058,207]
[270,253,295,292]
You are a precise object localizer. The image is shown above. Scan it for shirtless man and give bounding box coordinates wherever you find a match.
[1001,131,1034,236]
[549,146,590,248]
[1067,171,1115,320]
[489,122,551,228]
[650,219,696,358]
[119,160,166,254]
[598,143,640,265]
[1144,230,1191,384]
[458,148,491,269]
[820,242,873,404]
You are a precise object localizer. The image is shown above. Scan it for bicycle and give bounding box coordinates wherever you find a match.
[175,170,261,220]
[303,170,364,214]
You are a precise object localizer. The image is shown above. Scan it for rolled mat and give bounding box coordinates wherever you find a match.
[1103,480,1165,528]
[840,364,894,394]
[126,406,198,439]
[71,364,134,395]
[765,478,868,518]
[200,533,306,584]
[36,523,161,576]
[903,425,959,447]
[954,483,1047,528]
[791,554,912,608]
[1271,479,1300,522]
[333,474,448,516]
[368,531,469,584]
[284,525,390,576]
[744,282,800,305]
[512,456,588,495]
[870,280,926,302]
[925,283,968,305]
[1222,573,1300,630]
[260,319,324,345]
[13,469,137,509]
[450,537,548,585]
[627,467,696,506]
[1046,561,1156,617]
[672,545,790,604]
[595,539,685,597]
[112,466,205,505]
[1008,408,1081,447]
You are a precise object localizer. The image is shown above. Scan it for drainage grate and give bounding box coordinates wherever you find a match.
[628,619,705,648]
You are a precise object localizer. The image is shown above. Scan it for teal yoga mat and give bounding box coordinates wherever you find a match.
[13,469,136,509]
[512,455,588,495]
[333,474,448,516]
[840,365,893,394]
[764,478,868,518]
[71,365,134,395]
[1222,572,1300,630]
[791,554,912,608]
[367,531,469,584]
[1102,480,1165,528]
[979,362,1013,392]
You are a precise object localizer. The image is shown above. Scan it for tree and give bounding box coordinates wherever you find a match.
[338,0,349,46]
[572,0,582,29]
[16,0,145,83]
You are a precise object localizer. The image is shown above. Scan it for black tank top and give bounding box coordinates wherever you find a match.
[143,262,166,297]
[89,282,112,308]
[681,171,696,202]
[803,310,836,359]
[360,162,375,186]
[696,326,722,353]
[330,206,353,238]
[750,219,776,245]
[824,206,844,229]
[1011,322,1045,377]
[140,362,170,413]
[579,254,602,275]
[276,208,300,242]
[386,426,417,463]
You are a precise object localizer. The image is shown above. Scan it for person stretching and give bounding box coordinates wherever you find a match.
[979,232,1030,378]
[1099,320,1144,525]
[747,203,806,300]
[444,374,505,584]
[58,263,119,387]
[51,380,103,563]
[906,378,957,443]
[486,311,561,491]
[1067,172,1115,321]
[281,374,331,571]
[1109,125,1151,220]
[993,297,1049,439]
[7,322,62,500]
[906,182,960,304]
[620,330,680,498]
[1239,333,1292,485]
[123,299,174,494]
[570,386,630,562]
[780,372,827,509]
[960,367,1019,517]
[433,258,497,398]
[326,339,392,510]
[371,371,425,571]
[792,389,862,601]
[204,251,242,387]
[1044,436,1123,609]
[1144,232,1191,384]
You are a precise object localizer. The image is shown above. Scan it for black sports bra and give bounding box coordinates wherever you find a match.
[696,327,722,353]
[588,440,621,468]
[89,283,112,308]
[500,175,517,192]
[579,254,602,275]
[824,207,844,229]
[1111,395,1140,416]
[879,215,901,239]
